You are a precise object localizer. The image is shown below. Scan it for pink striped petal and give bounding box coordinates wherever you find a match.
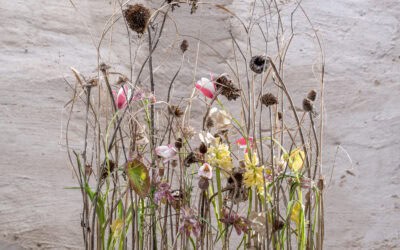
[195,77,215,99]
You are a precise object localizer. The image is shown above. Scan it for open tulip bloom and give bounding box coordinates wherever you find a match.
[195,75,216,99]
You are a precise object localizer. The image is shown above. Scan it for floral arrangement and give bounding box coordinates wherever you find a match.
[65,1,325,249]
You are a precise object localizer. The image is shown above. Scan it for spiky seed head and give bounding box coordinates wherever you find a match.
[307,89,317,101]
[261,93,278,107]
[303,98,313,112]
[124,4,151,35]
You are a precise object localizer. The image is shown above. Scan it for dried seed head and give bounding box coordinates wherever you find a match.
[215,74,240,101]
[175,138,183,149]
[249,55,269,74]
[198,178,209,190]
[307,89,317,101]
[184,152,198,167]
[261,93,278,107]
[199,142,208,154]
[180,39,189,53]
[116,75,129,85]
[124,4,151,35]
[277,112,283,120]
[273,219,285,232]
[169,105,184,118]
[303,98,313,112]
[227,171,244,187]
[99,62,111,72]
[206,117,214,129]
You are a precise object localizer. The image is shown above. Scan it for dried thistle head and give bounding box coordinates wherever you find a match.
[215,73,240,101]
[180,39,189,53]
[303,98,313,112]
[307,89,317,101]
[261,93,278,107]
[249,55,269,74]
[124,4,151,35]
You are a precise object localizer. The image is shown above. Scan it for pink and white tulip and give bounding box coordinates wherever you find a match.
[155,145,177,163]
[198,163,213,179]
[113,85,132,110]
[195,77,216,99]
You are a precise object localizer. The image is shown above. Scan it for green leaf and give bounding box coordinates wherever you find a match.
[125,159,150,198]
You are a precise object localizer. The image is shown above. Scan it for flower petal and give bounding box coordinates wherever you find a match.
[195,77,215,99]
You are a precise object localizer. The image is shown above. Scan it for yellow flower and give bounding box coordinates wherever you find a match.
[283,148,305,172]
[111,218,124,238]
[243,152,265,189]
[207,138,233,175]
[290,202,303,226]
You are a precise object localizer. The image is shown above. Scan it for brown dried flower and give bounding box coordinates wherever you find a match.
[175,138,183,149]
[184,152,198,167]
[215,74,240,101]
[249,55,269,74]
[124,4,151,35]
[302,98,313,112]
[261,93,278,107]
[307,89,317,101]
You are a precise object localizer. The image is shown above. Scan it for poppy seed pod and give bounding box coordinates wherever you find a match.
[261,93,278,107]
[124,4,151,35]
[303,98,313,112]
[180,39,189,53]
[307,89,317,101]
[199,143,208,154]
[249,55,269,74]
[198,178,209,190]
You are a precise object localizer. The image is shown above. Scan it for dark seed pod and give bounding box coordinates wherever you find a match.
[307,89,317,101]
[249,55,269,74]
[277,112,283,120]
[199,142,208,154]
[272,219,285,232]
[302,98,313,112]
[101,160,116,179]
[261,93,278,107]
[175,138,183,149]
[180,39,189,53]
[124,4,151,35]
[198,177,209,190]
[227,172,244,188]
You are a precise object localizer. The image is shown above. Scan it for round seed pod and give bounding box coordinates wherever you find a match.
[199,142,208,154]
[307,89,317,101]
[175,138,183,149]
[198,177,209,190]
[249,55,269,74]
[261,93,278,107]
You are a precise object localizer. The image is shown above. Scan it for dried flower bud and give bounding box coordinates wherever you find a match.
[101,160,116,179]
[249,55,269,74]
[307,89,317,101]
[198,177,209,190]
[273,219,285,232]
[277,112,283,120]
[99,62,111,72]
[116,75,129,85]
[199,142,208,154]
[175,138,183,149]
[124,4,151,35]
[180,39,189,53]
[261,93,278,107]
[169,105,184,118]
[302,98,313,112]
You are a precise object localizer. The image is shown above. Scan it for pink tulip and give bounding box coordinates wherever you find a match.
[236,137,254,152]
[155,145,177,163]
[113,85,132,110]
[195,77,216,99]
